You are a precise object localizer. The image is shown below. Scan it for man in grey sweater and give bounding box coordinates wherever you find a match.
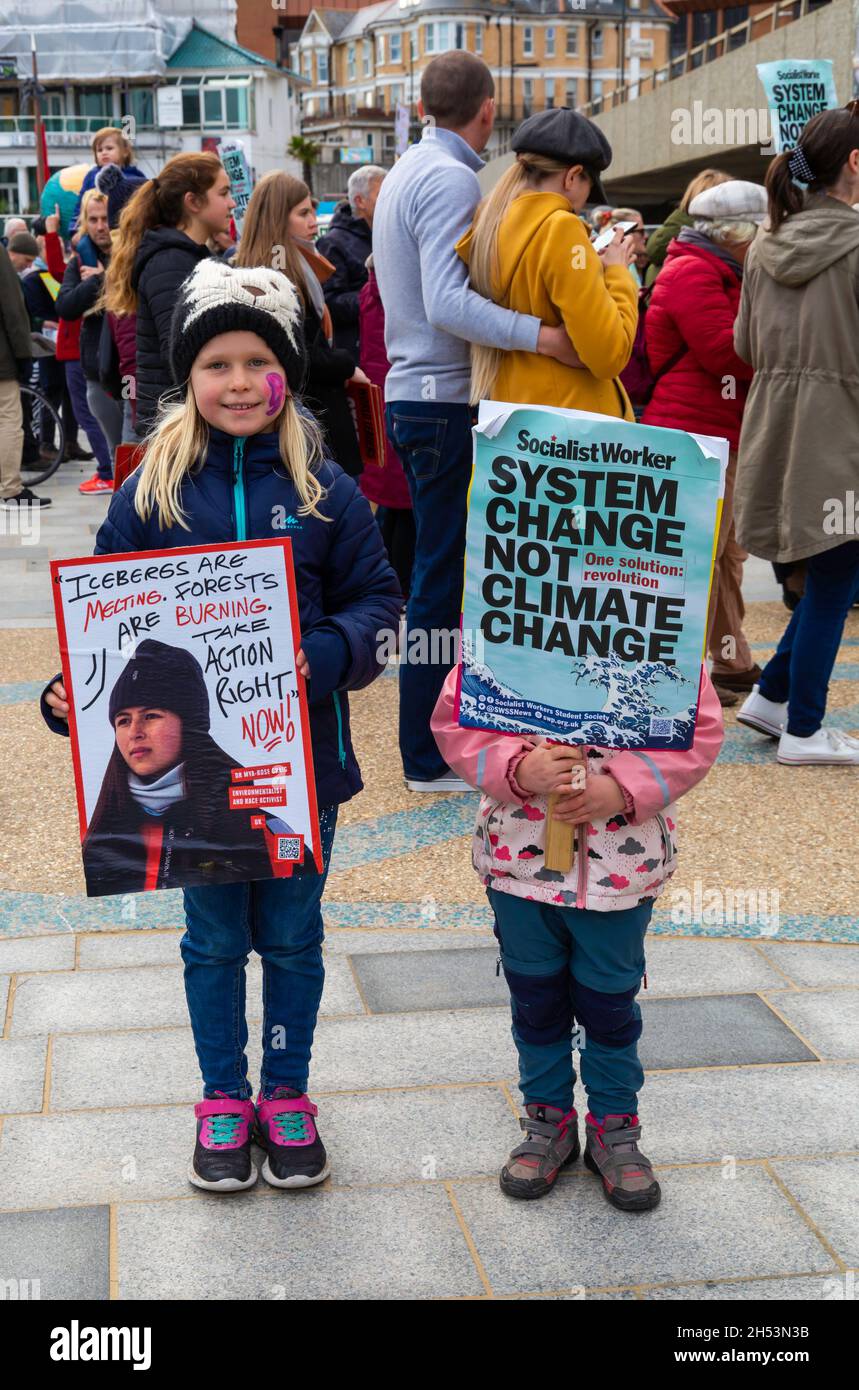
[374,52,577,790]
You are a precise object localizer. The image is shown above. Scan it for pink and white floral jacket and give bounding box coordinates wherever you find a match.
[431,666,723,913]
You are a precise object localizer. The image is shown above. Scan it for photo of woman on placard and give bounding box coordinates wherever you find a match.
[81,639,281,896]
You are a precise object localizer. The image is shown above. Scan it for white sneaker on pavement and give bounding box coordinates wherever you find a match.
[777,727,859,766]
[406,774,473,793]
[736,684,788,738]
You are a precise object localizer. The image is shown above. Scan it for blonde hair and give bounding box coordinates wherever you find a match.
[91,127,133,165]
[79,188,107,228]
[134,390,329,531]
[679,168,732,213]
[466,151,573,404]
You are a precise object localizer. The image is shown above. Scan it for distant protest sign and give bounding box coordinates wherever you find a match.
[457,404,727,751]
[757,59,837,153]
[51,539,320,898]
[218,138,253,231]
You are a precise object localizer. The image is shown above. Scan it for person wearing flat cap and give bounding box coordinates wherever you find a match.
[642,178,766,708]
[456,107,638,415]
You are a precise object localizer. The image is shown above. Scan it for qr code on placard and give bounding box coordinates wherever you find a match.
[276,836,302,861]
[648,716,675,738]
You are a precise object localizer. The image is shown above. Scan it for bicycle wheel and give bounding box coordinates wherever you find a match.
[19,384,65,488]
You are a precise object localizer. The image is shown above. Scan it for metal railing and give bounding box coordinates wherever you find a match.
[577,0,821,120]
[0,115,160,137]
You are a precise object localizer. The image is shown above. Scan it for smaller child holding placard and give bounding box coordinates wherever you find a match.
[42,259,401,1194]
[431,669,723,1210]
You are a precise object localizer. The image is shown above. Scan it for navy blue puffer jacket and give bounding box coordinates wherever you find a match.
[42,426,403,809]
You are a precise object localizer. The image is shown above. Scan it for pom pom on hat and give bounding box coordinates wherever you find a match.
[95,163,147,230]
[169,258,307,396]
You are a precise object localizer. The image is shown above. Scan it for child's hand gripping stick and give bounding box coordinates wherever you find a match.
[545,745,586,873]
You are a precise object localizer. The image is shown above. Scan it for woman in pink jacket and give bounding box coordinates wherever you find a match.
[432,666,723,1212]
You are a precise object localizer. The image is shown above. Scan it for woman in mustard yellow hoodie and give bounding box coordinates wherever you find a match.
[457,109,638,418]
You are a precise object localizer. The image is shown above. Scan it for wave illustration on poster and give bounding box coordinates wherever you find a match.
[460,638,698,749]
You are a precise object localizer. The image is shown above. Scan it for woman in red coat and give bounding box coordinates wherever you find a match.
[358,254,413,600]
[643,180,765,706]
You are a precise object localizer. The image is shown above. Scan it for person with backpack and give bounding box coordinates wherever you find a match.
[642,180,766,708]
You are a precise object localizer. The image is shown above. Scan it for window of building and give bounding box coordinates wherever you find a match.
[363,40,372,76]
[522,78,533,115]
[0,167,18,215]
[546,26,555,58]
[128,85,154,130]
[347,43,356,79]
[565,78,577,107]
[377,34,385,65]
[302,50,312,81]
[474,23,483,54]
[523,27,533,57]
[455,23,465,49]
[318,49,328,82]
[77,85,112,119]
[545,78,555,108]
[437,22,450,51]
[182,87,201,126]
[566,27,578,56]
[391,82,404,104]
[348,91,357,114]
[592,27,604,58]
[390,31,401,62]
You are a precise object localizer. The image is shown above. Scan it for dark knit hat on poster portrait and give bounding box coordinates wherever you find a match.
[169,257,307,394]
[511,108,613,206]
[108,639,211,732]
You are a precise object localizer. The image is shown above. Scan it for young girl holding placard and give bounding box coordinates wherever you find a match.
[42,258,401,1193]
[431,675,723,1211]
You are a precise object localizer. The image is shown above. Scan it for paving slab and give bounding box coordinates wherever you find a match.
[0,1036,47,1114]
[50,1026,267,1110]
[352,947,507,1012]
[9,956,359,1039]
[117,1186,485,1300]
[641,938,789,997]
[762,990,859,1059]
[0,935,75,973]
[324,928,495,955]
[771,1157,859,1267]
[451,1167,837,1296]
[757,943,859,988]
[644,1274,853,1300]
[634,1062,859,1164]
[50,1010,516,1108]
[638,995,817,1069]
[77,931,183,969]
[0,1205,109,1299]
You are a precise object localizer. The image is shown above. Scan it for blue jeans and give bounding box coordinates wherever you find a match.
[180,805,338,1101]
[386,401,475,781]
[488,888,651,1119]
[64,359,112,478]
[758,541,859,736]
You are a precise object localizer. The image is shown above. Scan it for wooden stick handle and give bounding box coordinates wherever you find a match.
[543,746,586,873]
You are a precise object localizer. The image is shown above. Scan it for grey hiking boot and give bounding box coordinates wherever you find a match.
[584,1112,661,1212]
[500,1103,580,1200]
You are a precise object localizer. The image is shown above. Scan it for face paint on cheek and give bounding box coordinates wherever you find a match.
[265,373,286,417]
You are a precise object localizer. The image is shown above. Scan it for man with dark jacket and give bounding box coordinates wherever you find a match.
[317,166,385,355]
[0,241,50,509]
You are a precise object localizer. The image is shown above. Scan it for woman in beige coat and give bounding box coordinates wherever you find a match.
[733,106,859,766]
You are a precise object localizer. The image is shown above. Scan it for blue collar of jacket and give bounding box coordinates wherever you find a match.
[76,234,101,268]
[205,426,282,475]
[421,125,485,173]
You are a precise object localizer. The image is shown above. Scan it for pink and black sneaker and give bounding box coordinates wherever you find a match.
[584,1112,661,1212]
[255,1087,330,1189]
[189,1094,257,1192]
